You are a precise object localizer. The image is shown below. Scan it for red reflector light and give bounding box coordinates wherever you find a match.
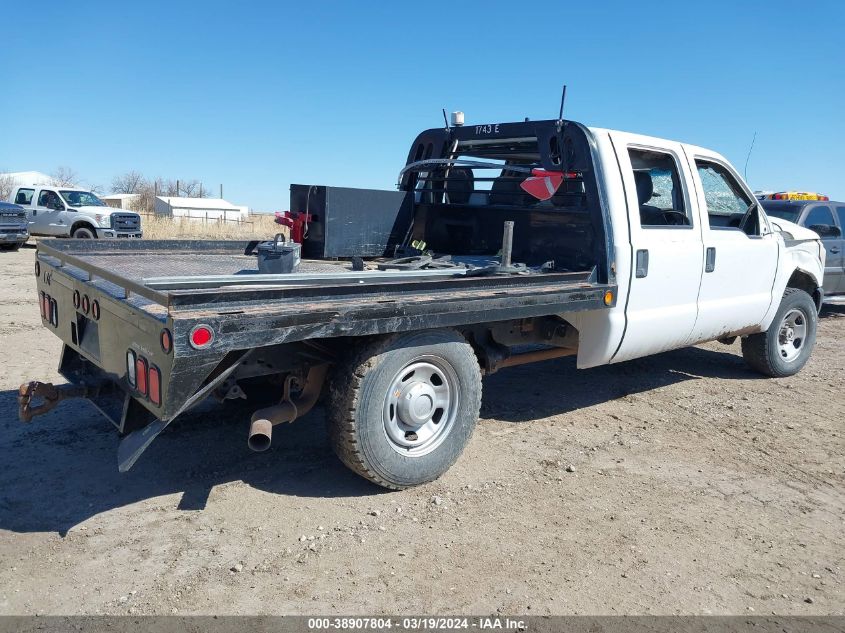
[81,295,90,314]
[91,300,100,320]
[135,356,148,396]
[189,325,214,349]
[160,328,173,354]
[148,365,162,406]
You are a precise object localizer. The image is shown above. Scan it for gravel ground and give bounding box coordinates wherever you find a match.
[0,245,843,615]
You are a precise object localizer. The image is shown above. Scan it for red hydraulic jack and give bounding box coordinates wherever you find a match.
[274,210,312,244]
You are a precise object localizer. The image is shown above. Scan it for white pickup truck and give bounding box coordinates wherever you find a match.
[21,117,825,488]
[10,184,142,239]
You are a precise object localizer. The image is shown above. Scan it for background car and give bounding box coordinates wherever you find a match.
[762,198,845,298]
[0,201,29,251]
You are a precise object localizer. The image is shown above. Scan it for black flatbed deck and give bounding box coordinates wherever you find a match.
[37,240,614,326]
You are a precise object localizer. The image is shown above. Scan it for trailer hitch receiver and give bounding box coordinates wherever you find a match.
[18,381,98,423]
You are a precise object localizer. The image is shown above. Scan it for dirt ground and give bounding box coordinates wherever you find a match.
[0,244,842,616]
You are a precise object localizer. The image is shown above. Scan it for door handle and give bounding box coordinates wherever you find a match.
[635,249,649,278]
[830,247,841,254]
[705,247,717,273]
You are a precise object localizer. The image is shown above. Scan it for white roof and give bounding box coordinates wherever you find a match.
[157,196,241,210]
[102,193,140,200]
[0,171,54,186]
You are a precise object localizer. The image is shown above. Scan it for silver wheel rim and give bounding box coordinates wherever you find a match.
[777,308,808,363]
[382,356,459,457]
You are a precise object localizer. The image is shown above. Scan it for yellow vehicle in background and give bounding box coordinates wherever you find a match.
[763,191,830,201]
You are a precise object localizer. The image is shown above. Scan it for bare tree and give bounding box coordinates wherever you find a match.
[50,166,79,187]
[110,171,145,194]
[0,172,14,201]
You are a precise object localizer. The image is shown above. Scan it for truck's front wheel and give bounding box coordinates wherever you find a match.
[72,225,96,239]
[327,330,482,490]
[741,288,817,377]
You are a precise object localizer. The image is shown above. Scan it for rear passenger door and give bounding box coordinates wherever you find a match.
[13,188,36,225]
[685,154,778,342]
[609,134,704,362]
[802,204,844,293]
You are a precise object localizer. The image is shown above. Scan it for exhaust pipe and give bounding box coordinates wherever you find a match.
[246,364,328,452]
[247,418,274,452]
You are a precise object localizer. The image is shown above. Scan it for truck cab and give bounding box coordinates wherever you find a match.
[10,185,142,239]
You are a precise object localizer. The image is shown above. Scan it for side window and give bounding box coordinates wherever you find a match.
[803,205,835,229]
[695,160,756,233]
[37,190,59,207]
[15,188,35,205]
[628,148,690,227]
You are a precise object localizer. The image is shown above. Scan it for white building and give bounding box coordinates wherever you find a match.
[154,196,250,222]
[102,193,141,210]
[0,171,55,186]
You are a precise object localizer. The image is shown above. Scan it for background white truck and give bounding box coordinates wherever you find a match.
[10,185,142,239]
[21,117,825,489]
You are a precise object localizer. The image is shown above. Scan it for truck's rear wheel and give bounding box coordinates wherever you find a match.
[327,330,482,490]
[72,225,96,239]
[741,288,817,377]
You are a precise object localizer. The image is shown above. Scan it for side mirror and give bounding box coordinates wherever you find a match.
[809,224,841,238]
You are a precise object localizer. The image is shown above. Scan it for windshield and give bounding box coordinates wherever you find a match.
[59,190,105,207]
[761,204,801,223]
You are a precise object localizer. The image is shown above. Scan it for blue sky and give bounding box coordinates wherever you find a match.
[2,1,843,210]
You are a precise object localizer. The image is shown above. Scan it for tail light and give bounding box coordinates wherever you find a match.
[50,299,58,327]
[148,365,162,406]
[135,356,148,396]
[126,350,137,388]
[39,291,47,319]
[189,324,214,349]
[81,295,90,314]
[91,300,100,321]
[73,290,81,310]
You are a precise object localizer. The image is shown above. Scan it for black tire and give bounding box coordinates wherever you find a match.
[72,225,97,239]
[0,244,20,252]
[741,288,817,377]
[327,330,482,490]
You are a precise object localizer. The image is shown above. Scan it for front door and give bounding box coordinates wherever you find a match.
[609,134,704,363]
[34,189,65,235]
[802,203,844,294]
[685,154,778,343]
[832,205,845,294]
